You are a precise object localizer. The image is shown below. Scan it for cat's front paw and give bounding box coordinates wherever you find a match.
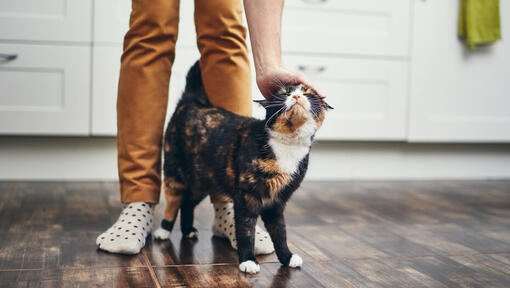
[288,254,302,268]
[153,227,170,240]
[239,260,260,274]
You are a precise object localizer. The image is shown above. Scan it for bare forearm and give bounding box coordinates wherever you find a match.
[243,0,324,99]
[243,0,284,75]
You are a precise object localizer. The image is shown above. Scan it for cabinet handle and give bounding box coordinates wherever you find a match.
[301,0,327,3]
[0,53,18,61]
[298,65,327,74]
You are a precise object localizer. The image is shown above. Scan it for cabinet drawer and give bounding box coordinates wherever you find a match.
[0,0,92,42]
[282,55,408,140]
[282,0,410,57]
[0,44,90,135]
[94,0,196,48]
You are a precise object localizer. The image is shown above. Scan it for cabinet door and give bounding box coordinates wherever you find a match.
[0,44,90,135]
[283,55,408,140]
[0,0,92,42]
[94,0,196,48]
[282,0,410,57]
[409,0,510,142]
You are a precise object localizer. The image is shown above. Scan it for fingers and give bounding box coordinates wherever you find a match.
[255,67,326,99]
[295,73,326,99]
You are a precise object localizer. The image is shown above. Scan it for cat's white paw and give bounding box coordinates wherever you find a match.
[288,254,303,268]
[185,230,199,239]
[153,227,170,240]
[239,260,260,274]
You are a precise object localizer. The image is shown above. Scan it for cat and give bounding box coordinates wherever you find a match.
[157,61,331,273]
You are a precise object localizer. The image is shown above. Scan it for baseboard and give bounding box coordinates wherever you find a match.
[1,137,510,181]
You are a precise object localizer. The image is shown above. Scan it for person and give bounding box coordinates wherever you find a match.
[96,0,322,255]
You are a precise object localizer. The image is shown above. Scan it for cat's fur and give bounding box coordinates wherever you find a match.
[160,61,331,272]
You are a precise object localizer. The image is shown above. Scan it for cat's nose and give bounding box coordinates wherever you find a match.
[292,94,301,100]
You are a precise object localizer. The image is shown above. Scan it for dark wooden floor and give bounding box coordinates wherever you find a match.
[1,181,510,287]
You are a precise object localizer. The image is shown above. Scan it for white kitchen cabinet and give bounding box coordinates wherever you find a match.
[0,43,90,135]
[409,0,510,142]
[282,55,408,140]
[91,46,121,135]
[93,0,131,44]
[0,0,92,42]
[282,0,411,57]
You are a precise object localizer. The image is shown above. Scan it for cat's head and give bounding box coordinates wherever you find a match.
[254,84,332,140]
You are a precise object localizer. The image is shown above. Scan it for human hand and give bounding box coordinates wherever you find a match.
[256,65,326,99]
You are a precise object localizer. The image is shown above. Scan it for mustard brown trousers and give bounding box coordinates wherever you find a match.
[117,0,252,204]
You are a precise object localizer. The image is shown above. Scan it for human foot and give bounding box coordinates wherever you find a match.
[96,202,154,254]
[212,201,274,255]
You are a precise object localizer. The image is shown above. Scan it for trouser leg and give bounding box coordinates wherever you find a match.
[194,0,252,117]
[117,0,180,204]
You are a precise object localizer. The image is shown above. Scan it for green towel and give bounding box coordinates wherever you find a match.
[458,0,502,49]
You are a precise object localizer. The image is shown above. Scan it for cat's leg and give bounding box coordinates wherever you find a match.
[153,177,185,240]
[261,205,302,268]
[180,198,200,239]
[233,199,260,273]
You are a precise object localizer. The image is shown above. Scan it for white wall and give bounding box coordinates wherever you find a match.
[1,137,509,181]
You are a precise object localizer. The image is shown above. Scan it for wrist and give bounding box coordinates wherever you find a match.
[255,58,282,78]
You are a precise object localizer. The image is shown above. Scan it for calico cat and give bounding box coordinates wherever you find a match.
[158,61,331,273]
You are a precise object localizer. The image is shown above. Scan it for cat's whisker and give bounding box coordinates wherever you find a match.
[263,104,285,109]
[265,106,286,129]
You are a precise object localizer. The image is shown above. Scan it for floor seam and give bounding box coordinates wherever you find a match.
[466,255,510,278]
[142,249,162,288]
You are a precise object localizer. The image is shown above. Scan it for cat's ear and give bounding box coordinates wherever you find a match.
[324,101,334,110]
[253,99,272,109]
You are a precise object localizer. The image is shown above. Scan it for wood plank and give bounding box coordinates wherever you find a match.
[0,231,145,270]
[155,260,349,288]
[472,254,510,276]
[0,267,155,288]
[328,255,510,288]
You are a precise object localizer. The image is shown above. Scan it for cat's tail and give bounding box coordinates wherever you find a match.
[181,60,210,106]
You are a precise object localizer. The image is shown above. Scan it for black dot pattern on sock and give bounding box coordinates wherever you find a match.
[98,202,155,253]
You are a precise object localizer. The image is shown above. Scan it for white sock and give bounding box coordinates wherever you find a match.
[96,202,154,255]
[212,201,274,255]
